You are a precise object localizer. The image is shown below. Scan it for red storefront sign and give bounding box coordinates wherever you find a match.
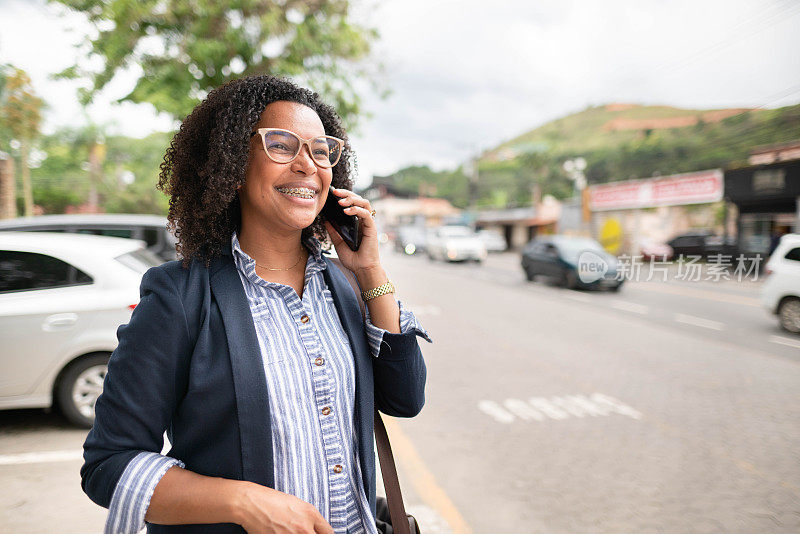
[588,169,723,211]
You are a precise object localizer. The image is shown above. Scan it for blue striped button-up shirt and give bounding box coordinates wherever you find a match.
[104,232,432,533]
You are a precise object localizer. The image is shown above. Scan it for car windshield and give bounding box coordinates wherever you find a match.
[553,238,606,260]
[115,248,163,274]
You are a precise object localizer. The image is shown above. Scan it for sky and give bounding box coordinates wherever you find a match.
[1,0,799,188]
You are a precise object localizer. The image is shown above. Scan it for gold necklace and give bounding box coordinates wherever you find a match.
[255,250,305,271]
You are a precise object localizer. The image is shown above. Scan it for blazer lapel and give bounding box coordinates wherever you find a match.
[322,257,375,494]
[210,249,274,488]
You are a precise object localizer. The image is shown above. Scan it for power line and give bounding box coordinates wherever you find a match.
[658,0,800,76]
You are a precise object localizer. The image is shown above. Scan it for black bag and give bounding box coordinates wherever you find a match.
[375,495,421,534]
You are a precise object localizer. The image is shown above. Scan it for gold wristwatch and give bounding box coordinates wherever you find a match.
[361,280,395,301]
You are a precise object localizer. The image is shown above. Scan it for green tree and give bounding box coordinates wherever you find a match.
[50,0,380,127]
[0,66,45,216]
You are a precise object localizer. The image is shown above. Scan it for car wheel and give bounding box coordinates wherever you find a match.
[778,297,800,334]
[564,271,578,290]
[56,353,110,428]
[609,282,623,292]
[524,267,536,281]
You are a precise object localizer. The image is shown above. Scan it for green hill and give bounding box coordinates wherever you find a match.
[383,102,800,210]
[482,102,800,180]
[486,104,757,158]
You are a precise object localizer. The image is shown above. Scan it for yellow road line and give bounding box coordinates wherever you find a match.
[382,417,473,534]
[629,281,761,307]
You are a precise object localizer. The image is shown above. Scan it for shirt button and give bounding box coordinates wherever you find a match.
[300,314,310,323]
[321,406,331,415]
[314,357,325,366]
[333,464,343,474]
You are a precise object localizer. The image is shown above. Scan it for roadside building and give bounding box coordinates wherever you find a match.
[724,150,800,258]
[474,195,561,250]
[586,169,725,255]
[360,177,461,229]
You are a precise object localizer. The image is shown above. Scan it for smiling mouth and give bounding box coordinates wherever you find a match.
[276,187,316,199]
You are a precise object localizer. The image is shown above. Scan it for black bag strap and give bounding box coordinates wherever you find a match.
[330,257,412,534]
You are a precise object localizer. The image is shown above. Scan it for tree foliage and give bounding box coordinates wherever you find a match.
[30,127,171,215]
[0,66,45,145]
[0,66,46,215]
[49,0,380,127]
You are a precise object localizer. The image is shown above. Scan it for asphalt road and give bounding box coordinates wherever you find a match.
[1,246,798,533]
[385,248,800,533]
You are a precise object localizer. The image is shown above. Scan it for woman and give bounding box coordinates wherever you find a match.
[81,75,432,534]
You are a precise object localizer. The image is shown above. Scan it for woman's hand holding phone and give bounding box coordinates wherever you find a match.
[323,186,383,279]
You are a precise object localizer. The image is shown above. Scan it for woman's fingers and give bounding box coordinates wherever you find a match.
[338,195,369,209]
[332,187,371,210]
[342,205,374,222]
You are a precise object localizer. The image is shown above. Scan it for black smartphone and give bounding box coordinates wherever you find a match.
[322,188,363,251]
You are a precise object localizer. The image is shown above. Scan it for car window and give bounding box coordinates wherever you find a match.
[785,247,800,262]
[100,228,134,239]
[142,228,160,247]
[0,250,93,293]
[531,242,549,254]
[115,248,163,274]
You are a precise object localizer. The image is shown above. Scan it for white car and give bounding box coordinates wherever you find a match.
[0,232,162,427]
[477,229,507,252]
[761,233,800,334]
[426,225,487,263]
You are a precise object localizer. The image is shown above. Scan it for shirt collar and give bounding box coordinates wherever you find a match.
[231,230,327,289]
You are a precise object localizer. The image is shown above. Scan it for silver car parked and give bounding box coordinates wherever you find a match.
[0,232,162,427]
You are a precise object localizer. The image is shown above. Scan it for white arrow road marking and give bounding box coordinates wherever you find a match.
[477,400,515,423]
[479,394,642,423]
[550,396,588,417]
[590,393,643,420]
[503,399,545,421]
[769,335,800,349]
[0,450,83,465]
[529,397,570,419]
[673,313,725,331]
[566,395,611,416]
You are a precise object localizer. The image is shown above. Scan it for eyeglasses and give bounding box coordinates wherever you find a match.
[250,128,344,168]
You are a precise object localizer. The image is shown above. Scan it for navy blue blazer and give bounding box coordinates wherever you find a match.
[81,241,427,533]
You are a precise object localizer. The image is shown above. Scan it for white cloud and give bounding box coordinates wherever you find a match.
[1,0,799,188]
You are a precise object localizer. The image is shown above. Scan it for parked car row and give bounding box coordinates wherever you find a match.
[393,225,507,260]
[666,230,738,259]
[426,225,488,263]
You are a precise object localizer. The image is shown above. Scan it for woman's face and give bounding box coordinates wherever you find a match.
[239,101,333,235]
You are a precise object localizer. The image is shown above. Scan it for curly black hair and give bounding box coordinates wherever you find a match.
[157,75,354,268]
